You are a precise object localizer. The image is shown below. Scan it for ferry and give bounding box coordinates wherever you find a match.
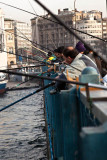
[0,73,7,94]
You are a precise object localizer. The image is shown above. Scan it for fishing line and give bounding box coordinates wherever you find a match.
[1,1,106,66]
[7,70,47,91]
[0,69,107,90]
[28,0,57,50]
[7,64,46,71]
[0,27,52,52]
[14,26,47,57]
[0,82,55,112]
[34,0,107,64]
[0,0,106,71]
[0,1,106,43]
[0,49,45,64]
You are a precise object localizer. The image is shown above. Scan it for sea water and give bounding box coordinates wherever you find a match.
[0,88,47,160]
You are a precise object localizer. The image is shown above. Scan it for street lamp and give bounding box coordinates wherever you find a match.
[74,0,76,29]
[74,0,77,46]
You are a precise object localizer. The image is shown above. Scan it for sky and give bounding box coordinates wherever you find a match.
[0,0,106,23]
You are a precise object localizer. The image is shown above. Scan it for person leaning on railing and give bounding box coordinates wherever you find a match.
[50,47,100,94]
[47,46,65,73]
[75,41,102,76]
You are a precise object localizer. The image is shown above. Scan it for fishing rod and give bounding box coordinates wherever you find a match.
[1,2,106,68]
[0,28,67,67]
[4,27,47,60]
[0,31,53,65]
[0,1,106,43]
[0,82,55,112]
[0,35,99,75]
[21,47,46,62]
[7,70,47,91]
[14,26,47,58]
[0,69,107,90]
[28,0,57,49]
[0,3,105,72]
[0,30,47,62]
[0,26,51,55]
[23,49,48,61]
[0,49,46,64]
[1,26,52,52]
[7,64,46,71]
[34,0,107,64]
[0,2,59,26]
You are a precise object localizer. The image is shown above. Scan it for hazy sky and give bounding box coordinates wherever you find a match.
[0,0,106,23]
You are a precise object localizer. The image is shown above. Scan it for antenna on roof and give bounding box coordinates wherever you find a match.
[106,0,107,16]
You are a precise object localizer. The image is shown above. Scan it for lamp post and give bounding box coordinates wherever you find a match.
[64,34,67,46]
[74,0,77,46]
[74,0,76,29]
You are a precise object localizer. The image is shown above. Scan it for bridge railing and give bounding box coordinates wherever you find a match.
[43,71,107,160]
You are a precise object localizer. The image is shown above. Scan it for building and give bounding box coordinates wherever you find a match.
[75,10,107,57]
[4,18,16,67]
[31,9,105,55]
[31,8,74,54]
[103,18,107,40]
[102,18,107,58]
[0,8,7,69]
[14,21,32,64]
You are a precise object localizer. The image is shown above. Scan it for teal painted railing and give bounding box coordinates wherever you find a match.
[43,69,107,160]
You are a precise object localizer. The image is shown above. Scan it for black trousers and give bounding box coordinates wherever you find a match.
[55,73,67,90]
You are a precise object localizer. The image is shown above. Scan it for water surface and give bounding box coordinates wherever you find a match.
[0,88,47,160]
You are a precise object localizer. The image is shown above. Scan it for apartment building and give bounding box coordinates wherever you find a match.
[0,9,7,69]
[14,21,32,63]
[4,18,16,66]
[103,18,107,40]
[73,10,102,22]
[31,9,105,55]
[75,11,107,56]
[31,8,74,54]
[76,17,103,45]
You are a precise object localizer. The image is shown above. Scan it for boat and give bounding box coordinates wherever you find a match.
[0,73,8,94]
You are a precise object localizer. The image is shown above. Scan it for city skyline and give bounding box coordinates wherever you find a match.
[0,0,106,23]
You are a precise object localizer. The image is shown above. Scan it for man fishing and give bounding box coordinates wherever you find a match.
[50,46,100,94]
